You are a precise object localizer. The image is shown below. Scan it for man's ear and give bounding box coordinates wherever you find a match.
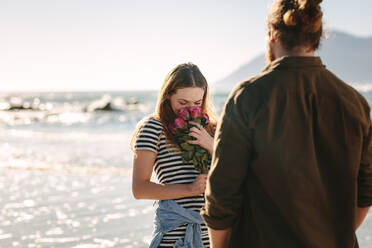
[268,25,277,43]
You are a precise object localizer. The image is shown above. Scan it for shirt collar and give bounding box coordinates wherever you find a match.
[262,56,325,72]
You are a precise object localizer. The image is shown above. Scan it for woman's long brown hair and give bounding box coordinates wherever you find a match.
[131,62,217,151]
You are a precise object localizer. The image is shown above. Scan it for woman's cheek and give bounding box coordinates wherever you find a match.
[176,103,185,113]
[173,105,181,114]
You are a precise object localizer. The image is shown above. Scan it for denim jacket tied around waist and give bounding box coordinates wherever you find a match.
[149,199,205,248]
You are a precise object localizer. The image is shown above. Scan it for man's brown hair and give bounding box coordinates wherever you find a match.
[267,0,324,51]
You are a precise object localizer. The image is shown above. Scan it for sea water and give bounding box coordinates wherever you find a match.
[0,90,371,247]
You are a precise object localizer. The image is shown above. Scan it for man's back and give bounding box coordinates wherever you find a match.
[202,56,372,247]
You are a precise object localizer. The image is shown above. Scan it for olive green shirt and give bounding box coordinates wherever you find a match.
[201,56,372,248]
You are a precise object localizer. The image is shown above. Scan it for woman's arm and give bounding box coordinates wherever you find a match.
[132,150,207,200]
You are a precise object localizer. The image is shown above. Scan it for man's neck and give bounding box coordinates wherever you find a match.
[275,45,314,58]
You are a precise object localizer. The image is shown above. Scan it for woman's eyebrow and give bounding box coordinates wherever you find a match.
[177,98,202,102]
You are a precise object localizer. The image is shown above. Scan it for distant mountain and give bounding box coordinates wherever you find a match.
[212,30,372,92]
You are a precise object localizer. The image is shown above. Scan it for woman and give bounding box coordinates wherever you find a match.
[131,62,216,247]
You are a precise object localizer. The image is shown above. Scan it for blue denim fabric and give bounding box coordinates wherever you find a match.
[149,200,205,248]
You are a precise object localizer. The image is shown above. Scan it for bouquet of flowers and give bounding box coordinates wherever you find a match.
[168,106,210,174]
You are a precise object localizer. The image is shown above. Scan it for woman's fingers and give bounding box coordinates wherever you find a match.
[189,121,202,129]
[187,130,199,144]
[186,139,199,145]
[189,127,201,133]
[187,124,211,150]
[191,175,207,195]
[189,130,200,137]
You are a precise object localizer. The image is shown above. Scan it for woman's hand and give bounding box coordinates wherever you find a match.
[133,150,208,200]
[187,174,207,195]
[187,121,214,154]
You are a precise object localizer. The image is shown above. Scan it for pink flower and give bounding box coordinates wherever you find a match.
[189,106,202,118]
[178,107,190,120]
[174,117,187,129]
[202,113,210,125]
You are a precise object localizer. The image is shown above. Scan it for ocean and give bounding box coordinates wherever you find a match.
[0,90,371,248]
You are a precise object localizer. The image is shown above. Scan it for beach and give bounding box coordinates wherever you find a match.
[0,91,371,247]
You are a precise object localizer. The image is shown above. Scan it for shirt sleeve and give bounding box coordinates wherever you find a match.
[134,117,162,154]
[358,103,372,207]
[201,84,255,229]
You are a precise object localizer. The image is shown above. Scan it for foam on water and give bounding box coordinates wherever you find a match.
[0,92,156,125]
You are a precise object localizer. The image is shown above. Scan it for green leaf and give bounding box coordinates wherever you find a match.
[194,150,201,157]
[192,157,198,166]
[180,142,193,151]
[202,153,208,161]
[194,117,201,124]
[182,151,189,160]
[188,151,194,160]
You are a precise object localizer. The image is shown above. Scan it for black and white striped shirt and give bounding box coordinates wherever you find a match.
[135,116,210,247]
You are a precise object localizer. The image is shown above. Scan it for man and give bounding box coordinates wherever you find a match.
[201,0,372,247]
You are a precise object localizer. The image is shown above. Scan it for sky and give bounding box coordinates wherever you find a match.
[1,0,371,92]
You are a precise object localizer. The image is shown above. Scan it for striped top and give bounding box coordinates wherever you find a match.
[134,116,210,248]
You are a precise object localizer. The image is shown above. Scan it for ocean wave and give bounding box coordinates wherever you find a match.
[0,159,132,176]
[2,128,134,142]
[0,94,141,113]
[0,93,152,126]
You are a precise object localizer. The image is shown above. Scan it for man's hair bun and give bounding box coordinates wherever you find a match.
[283,9,298,26]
